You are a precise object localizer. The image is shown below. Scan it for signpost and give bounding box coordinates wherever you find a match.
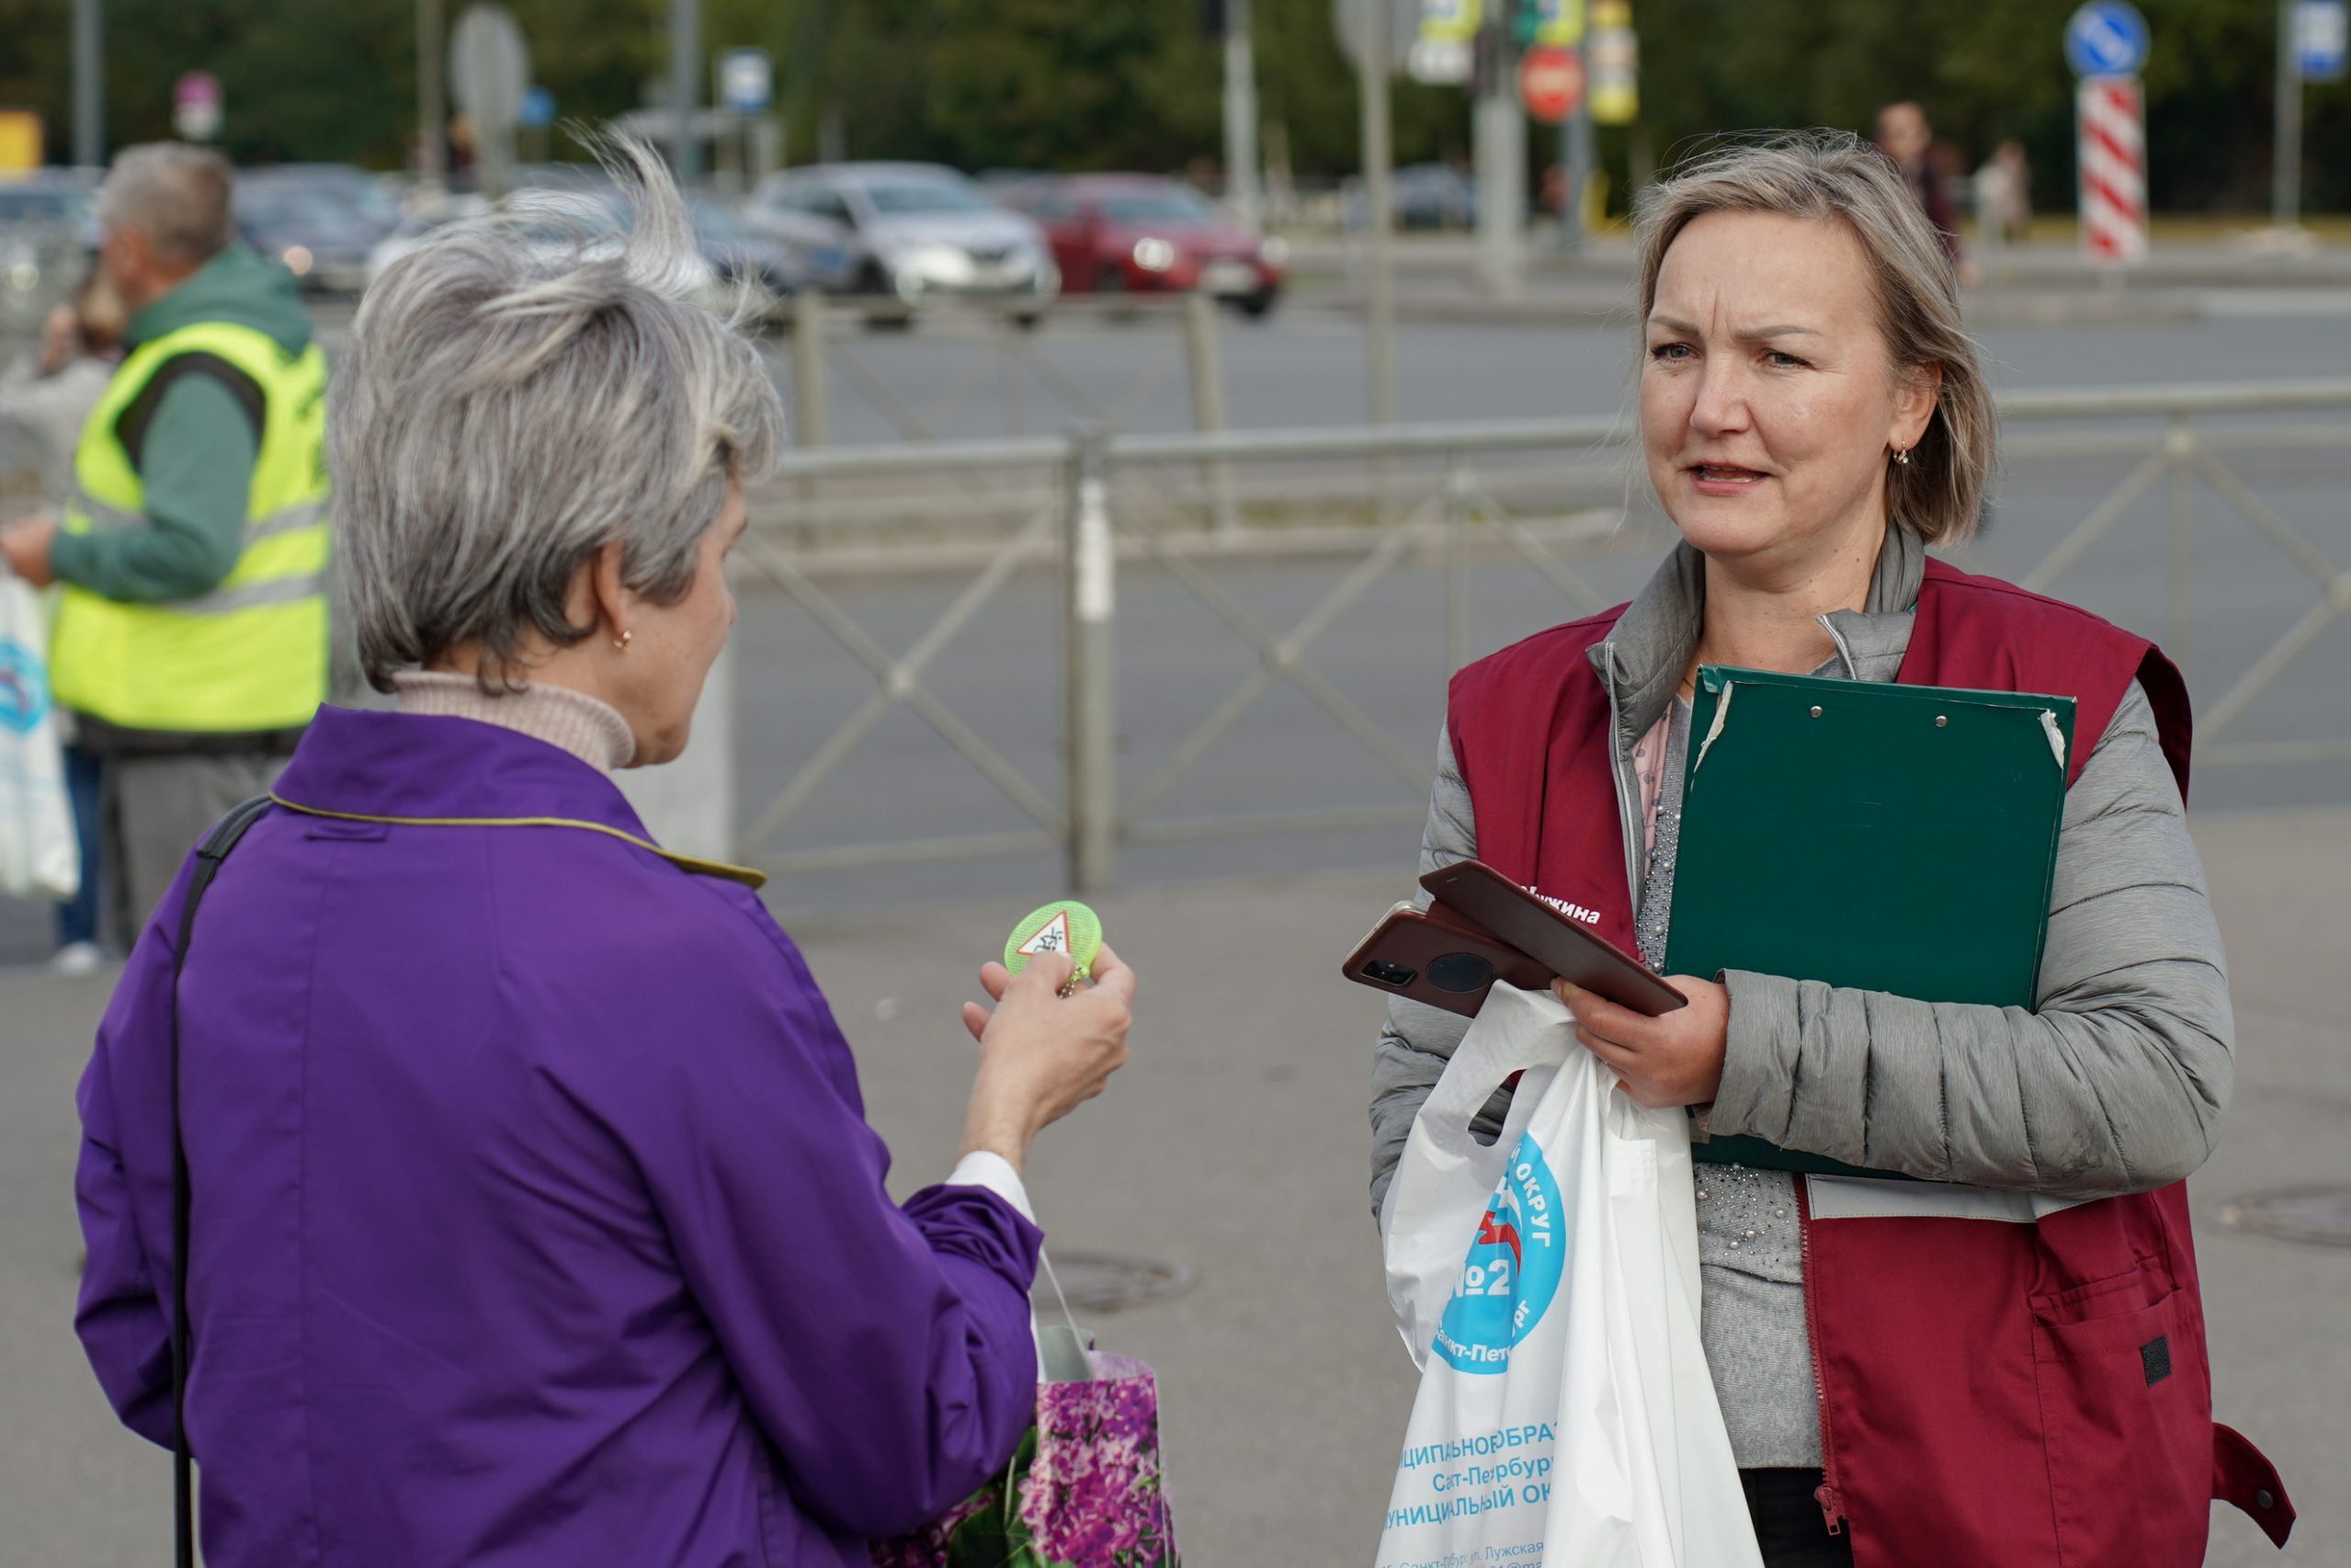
[0,111,41,174]
[449,3,528,198]
[718,48,771,114]
[172,71,221,143]
[2065,2,2150,267]
[1407,0,1475,85]
[1518,46,1584,124]
[2063,0,2150,78]
[418,0,447,184]
[714,48,774,193]
[2076,76,2149,266]
[2278,0,2348,228]
[1334,0,1418,77]
[669,0,701,178]
[1334,0,1403,423]
[1463,0,1516,296]
[2299,0,2350,79]
[73,0,102,168]
[1532,0,1584,49]
[1222,0,1265,229]
[1585,0,1636,124]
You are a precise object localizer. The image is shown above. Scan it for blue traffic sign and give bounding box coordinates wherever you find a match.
[719,49,773,115]
[2298,0,2349,83]
[2065,1,2151,78]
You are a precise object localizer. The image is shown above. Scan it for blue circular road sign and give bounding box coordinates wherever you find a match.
[2066,1,2151,78]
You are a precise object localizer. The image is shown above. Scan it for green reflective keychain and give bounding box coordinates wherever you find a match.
[1003,901,1104,995]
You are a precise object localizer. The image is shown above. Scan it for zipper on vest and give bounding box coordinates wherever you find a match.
[1597,642,1645,913]
[1794,1177,1846,1537]
[1815,611,1862,681]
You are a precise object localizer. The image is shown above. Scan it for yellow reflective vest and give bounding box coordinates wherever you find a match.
[51,320,331,733]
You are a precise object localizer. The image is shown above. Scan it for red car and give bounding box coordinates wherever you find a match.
[1004,175,1286,316]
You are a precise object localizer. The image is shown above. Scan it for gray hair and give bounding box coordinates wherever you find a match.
[331,136,787,691]
[1634,131,1993,549]
[98,143,234,264]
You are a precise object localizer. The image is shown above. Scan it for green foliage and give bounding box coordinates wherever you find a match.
[1,0,2346,210]
[1629,0,2350,213]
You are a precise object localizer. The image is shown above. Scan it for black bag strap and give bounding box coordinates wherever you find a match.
[169,795,272,1568]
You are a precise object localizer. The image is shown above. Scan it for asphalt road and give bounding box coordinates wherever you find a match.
[2,284,2345,1563]
[779,294,2351,446]
[6,304,2351,961]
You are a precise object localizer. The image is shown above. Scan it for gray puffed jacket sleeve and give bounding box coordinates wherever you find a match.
[1368,683,2232,1217]
[1368,722,1484,1219]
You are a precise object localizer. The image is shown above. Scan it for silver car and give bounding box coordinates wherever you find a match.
[0,173,99,347]
[745,163,1059,319]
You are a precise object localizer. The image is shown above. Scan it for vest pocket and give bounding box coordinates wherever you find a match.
[2029,1261,2211,1568]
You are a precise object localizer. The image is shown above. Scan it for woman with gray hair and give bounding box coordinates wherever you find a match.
[1369,133,2290,1566]
[73,142,1136,1566]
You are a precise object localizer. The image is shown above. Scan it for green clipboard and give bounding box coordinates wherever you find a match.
[1662,665,2077,1179]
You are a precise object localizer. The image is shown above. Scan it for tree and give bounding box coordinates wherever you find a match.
[3,0,2345,212]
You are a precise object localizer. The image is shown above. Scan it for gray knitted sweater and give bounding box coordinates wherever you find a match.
[1368,528,2234,1467]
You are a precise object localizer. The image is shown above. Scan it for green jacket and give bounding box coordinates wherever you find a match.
[48,245,313,603]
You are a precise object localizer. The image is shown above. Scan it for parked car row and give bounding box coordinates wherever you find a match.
[236,165,402,294]
[360,170,814,324]
[0,171,101,345]
[6,157,1291,329]
[738,162,1285,324]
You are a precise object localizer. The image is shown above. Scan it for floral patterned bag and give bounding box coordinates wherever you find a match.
[873,1260,1177,1568]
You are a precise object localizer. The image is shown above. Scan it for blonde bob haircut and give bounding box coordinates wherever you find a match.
[1633,131,1993,549]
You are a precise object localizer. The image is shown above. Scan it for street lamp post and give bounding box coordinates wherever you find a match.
[73,0,103,169]
[417,0,446,183]
[1561,67,1593,251]
[1223,0,1263,229]
[1359,0,1397,426]
[671,0,702,178]
[2276,0,2304,229]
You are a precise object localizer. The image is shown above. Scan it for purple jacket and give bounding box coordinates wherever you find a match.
[74,707,1043,1566]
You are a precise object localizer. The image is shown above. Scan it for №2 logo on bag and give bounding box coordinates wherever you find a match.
[1431,1132,1564,1374]
[0,639,50,736]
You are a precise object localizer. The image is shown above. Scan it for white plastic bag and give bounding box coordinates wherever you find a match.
[0,574,80,901]
[1375,982,1759,1568]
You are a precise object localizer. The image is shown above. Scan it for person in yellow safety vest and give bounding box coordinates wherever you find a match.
[0,144,330,955]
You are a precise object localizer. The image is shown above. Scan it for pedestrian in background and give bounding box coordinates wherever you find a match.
[1872,101,1964,271]
[2,273,127,971]
[1975,138,2035,245]
[0,144,332,955]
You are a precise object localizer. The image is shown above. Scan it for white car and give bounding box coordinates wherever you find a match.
[365,192,494,291]
[364,183,734,318]
[745,163,1059,321]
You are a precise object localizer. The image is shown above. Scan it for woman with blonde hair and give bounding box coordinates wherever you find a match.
[1369,132,2290,1567]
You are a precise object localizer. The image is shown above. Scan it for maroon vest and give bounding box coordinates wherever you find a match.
[1447,557,2289,1566]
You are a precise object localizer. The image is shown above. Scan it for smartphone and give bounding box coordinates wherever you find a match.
[1341,900,1558,1018]
[1417,861,1687,1017]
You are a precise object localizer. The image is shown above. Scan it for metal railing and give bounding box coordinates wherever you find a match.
[730,379,2351,889]
[778,290,1237,452]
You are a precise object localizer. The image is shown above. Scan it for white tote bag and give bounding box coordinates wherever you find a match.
[0,574,80,901]
[1375,982,1759,1568]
